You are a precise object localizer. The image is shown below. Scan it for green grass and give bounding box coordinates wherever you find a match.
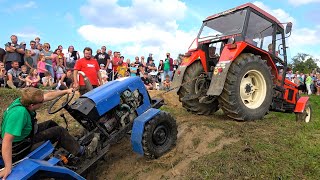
[0,88,21,119]
[185,95,320,180]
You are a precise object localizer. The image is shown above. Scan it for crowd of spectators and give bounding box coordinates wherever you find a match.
[286,69,320,96]
[1,35,319,96]
[0,35,181,92]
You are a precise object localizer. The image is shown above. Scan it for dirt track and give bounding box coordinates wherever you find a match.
[93,91,239,180]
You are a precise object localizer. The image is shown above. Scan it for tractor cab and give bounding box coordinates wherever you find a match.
[174,3,310,122]
[188,3,292,78]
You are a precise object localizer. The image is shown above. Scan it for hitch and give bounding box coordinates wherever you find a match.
[151,98,164,109]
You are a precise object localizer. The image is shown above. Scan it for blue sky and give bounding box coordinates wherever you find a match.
[0,0,319,64]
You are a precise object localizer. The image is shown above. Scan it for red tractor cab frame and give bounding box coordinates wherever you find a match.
[173,3,311,121]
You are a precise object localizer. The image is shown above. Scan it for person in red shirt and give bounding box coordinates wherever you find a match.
[73,47,102,95]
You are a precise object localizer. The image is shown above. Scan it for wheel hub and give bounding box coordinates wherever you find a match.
[152,125,168,145]
[240,70,267,109]
[245,83,253,94]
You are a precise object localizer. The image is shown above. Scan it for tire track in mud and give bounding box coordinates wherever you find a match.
[96,120,239,180]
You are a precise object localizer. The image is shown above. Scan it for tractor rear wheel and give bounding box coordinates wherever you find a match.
[296,102,312,122]
[142,111,177,159]
[178,61,219,115]
[218,53,273,121]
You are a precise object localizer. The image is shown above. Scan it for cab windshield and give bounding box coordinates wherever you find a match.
[199,9,247,41]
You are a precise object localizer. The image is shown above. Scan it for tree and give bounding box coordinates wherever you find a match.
[289,53,319,73]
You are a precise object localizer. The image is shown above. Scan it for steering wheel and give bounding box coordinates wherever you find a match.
[48,90,75,114]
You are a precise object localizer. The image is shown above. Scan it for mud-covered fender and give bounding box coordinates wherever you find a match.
[171,65,188,92]
[206,61,232,96]
[131,108,160,155]
[294,96,309,113]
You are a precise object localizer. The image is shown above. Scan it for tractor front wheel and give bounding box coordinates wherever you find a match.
[296,102,312,123]
[218,53,273,121]
[142,111,177,159]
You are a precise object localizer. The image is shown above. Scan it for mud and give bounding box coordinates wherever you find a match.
[93,91,239,180]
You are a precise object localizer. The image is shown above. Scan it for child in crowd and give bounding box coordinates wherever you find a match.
[25,68,40,88]
[138,64,145,77]
[130,63,137,76]
[141,72,153,90]
[24,50,33,73]
[56,57,66,80]
[116,56,127,78]
[57,70,73,90]
[37,54,48,80]
[42,71,55,88]
[162,74,171,91]
[18,65,29,88]
[99,64,108,84]
[0,62,6,87]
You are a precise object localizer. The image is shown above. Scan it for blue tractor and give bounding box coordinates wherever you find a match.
[0,76,178,179]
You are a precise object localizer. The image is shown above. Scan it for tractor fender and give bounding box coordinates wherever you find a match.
[171,65,187,92]
[206,60,232,96]
[294,96,309,113]
[131,108,160,155]
[172,50,207,92]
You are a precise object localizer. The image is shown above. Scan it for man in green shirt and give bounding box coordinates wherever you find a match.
[164,52,173,80]
[0,87,98,179]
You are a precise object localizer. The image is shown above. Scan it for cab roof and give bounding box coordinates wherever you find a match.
[205,3,283,28]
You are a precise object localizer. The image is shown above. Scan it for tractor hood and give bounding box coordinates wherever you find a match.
[71,77,151,118]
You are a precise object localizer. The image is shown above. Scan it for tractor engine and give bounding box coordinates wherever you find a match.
[98,90,141,133]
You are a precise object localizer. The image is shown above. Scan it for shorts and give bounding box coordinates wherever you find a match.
[56,73,64,80]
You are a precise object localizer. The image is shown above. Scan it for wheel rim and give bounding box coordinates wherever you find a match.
[305,106,311,123]
[152,124,168,146]
[240,70,267,109]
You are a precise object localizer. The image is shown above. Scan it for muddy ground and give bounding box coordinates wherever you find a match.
[91,91,238,180]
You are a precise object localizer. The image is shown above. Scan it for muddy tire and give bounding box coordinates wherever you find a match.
[296,102,312,123]
[142,111,177,159]
[178,61,219,115]
[218,53,273,121]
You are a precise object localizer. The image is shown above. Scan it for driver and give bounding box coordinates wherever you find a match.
[0,87,98,179]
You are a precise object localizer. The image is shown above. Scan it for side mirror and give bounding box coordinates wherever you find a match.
[285,22,292,34]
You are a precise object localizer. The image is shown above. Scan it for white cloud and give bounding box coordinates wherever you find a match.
[80,0,186,29]
[15,33,39,39]
[288,0,320,6]
[78,0,194,61]
[253,1,295,23]
[78,23,196,61]
[290,26,320,46]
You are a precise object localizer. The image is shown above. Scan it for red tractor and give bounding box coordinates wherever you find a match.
[172,3,311,121]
